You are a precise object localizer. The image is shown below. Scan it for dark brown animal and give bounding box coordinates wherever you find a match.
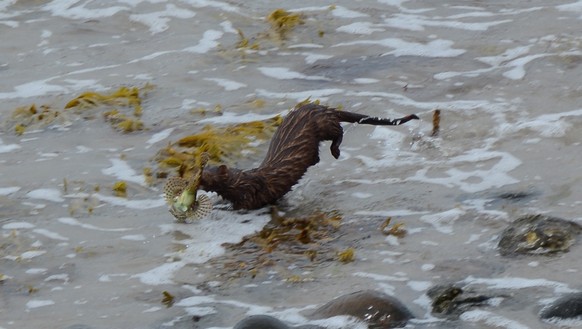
[200,103,418,210]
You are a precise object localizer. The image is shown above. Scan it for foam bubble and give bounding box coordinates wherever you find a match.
[130,4,196,34]
[184,30,223,54]
[2,222,36,230]
[257,67,330,81]
[26,299,55,309]
[460,310,529,329]
[146,128,175,148]
[204,78,247,91]
[101,158,146,186]
[0,136,20,153]
[26,188,64,202]
[0,186,20,195]
[334,38,466,57]
[337,22,384,35]
[57,217,131,232]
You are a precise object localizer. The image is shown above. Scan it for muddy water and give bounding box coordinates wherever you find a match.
[1,1,582,328]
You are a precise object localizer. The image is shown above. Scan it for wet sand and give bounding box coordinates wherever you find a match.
[1,1,582,328]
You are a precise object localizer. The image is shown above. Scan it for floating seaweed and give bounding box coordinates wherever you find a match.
[208,210,343,280]
[266,9,304,41]
[153,114,282,181]
[161,291,175,307]
[337,247,355,263]
[379,217,407,238]
[218,8,306,60]
[7,104,67,135]
[5,84,152,135]
[112,181,127,198]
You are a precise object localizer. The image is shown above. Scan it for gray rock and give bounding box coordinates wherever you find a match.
[308,290,413,328]
[498,214,582,256]
[233,315,322,329]
[540,292,582,320]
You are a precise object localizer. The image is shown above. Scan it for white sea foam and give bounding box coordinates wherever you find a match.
[20,250,47,259]
[353,271,408,282]
[460,310,529,329]
[43,0,127,19]
[0,78,65,99]
[334,38,466,58]
[146,128,175,148]
[131,261,186,285]
[461,276,576,294]
[408,150,521,193]
[180,0,238,12]
[26,188,64,202]
[101,158,146,185]
[557,1,582,18]
[57,217,131,232]
[353,78,379,84]
[257,67,330,81]
[204,78,247,91]
[2,222,35,230]
[93,194,166,210]
[196,110,287,125]
[0,186,20,195]
[121,234,146,241]
[500,108,582,138]
[337,22,385,35]
[256,88,344,102]
[33,229,69,241]
[130,4,196,34]
[0,138,20,153]
[420,208,465,234]
[184,30,223,53]
[26,299,55,309]
[383,13,511,32]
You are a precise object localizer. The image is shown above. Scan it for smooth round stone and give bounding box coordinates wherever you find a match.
[308,290,414,328]
[540,292,582,320]
[233,315,323,329]
[498,214,582,256]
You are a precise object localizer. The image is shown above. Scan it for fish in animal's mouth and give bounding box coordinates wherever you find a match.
[163,152,212,222]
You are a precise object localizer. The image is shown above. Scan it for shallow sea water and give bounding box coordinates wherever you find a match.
[1,1,582,328]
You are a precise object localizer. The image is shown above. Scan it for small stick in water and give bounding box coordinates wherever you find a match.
[431,109,441,137]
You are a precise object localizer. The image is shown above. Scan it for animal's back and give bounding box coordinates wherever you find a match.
[261,104,333,168]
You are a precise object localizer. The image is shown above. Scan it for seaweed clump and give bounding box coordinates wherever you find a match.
[208,209,344,280]
[5,84,152,135]
[153,115,282,181]
[266,9,304,41]
[8,104,66,135]
[65,85,152,133]
[219,8,306,60]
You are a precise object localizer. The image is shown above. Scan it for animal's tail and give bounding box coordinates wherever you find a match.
[338,111,419,126]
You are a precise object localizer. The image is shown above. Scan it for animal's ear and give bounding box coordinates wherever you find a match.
[218,165,229,176]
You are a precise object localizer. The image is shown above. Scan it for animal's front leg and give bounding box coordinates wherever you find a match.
[330,133,343,159]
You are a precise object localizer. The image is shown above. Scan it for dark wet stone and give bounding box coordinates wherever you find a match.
[64,325,96,329]
[498,214,582,256]
[308,290,413,328]
[233,315,323,329]
[540,292,582,320]
[427,284,492,319]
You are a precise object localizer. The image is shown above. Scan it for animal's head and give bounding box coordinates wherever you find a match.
[200,165,235,190]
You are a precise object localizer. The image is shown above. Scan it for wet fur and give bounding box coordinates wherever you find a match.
[200,104,419,210]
